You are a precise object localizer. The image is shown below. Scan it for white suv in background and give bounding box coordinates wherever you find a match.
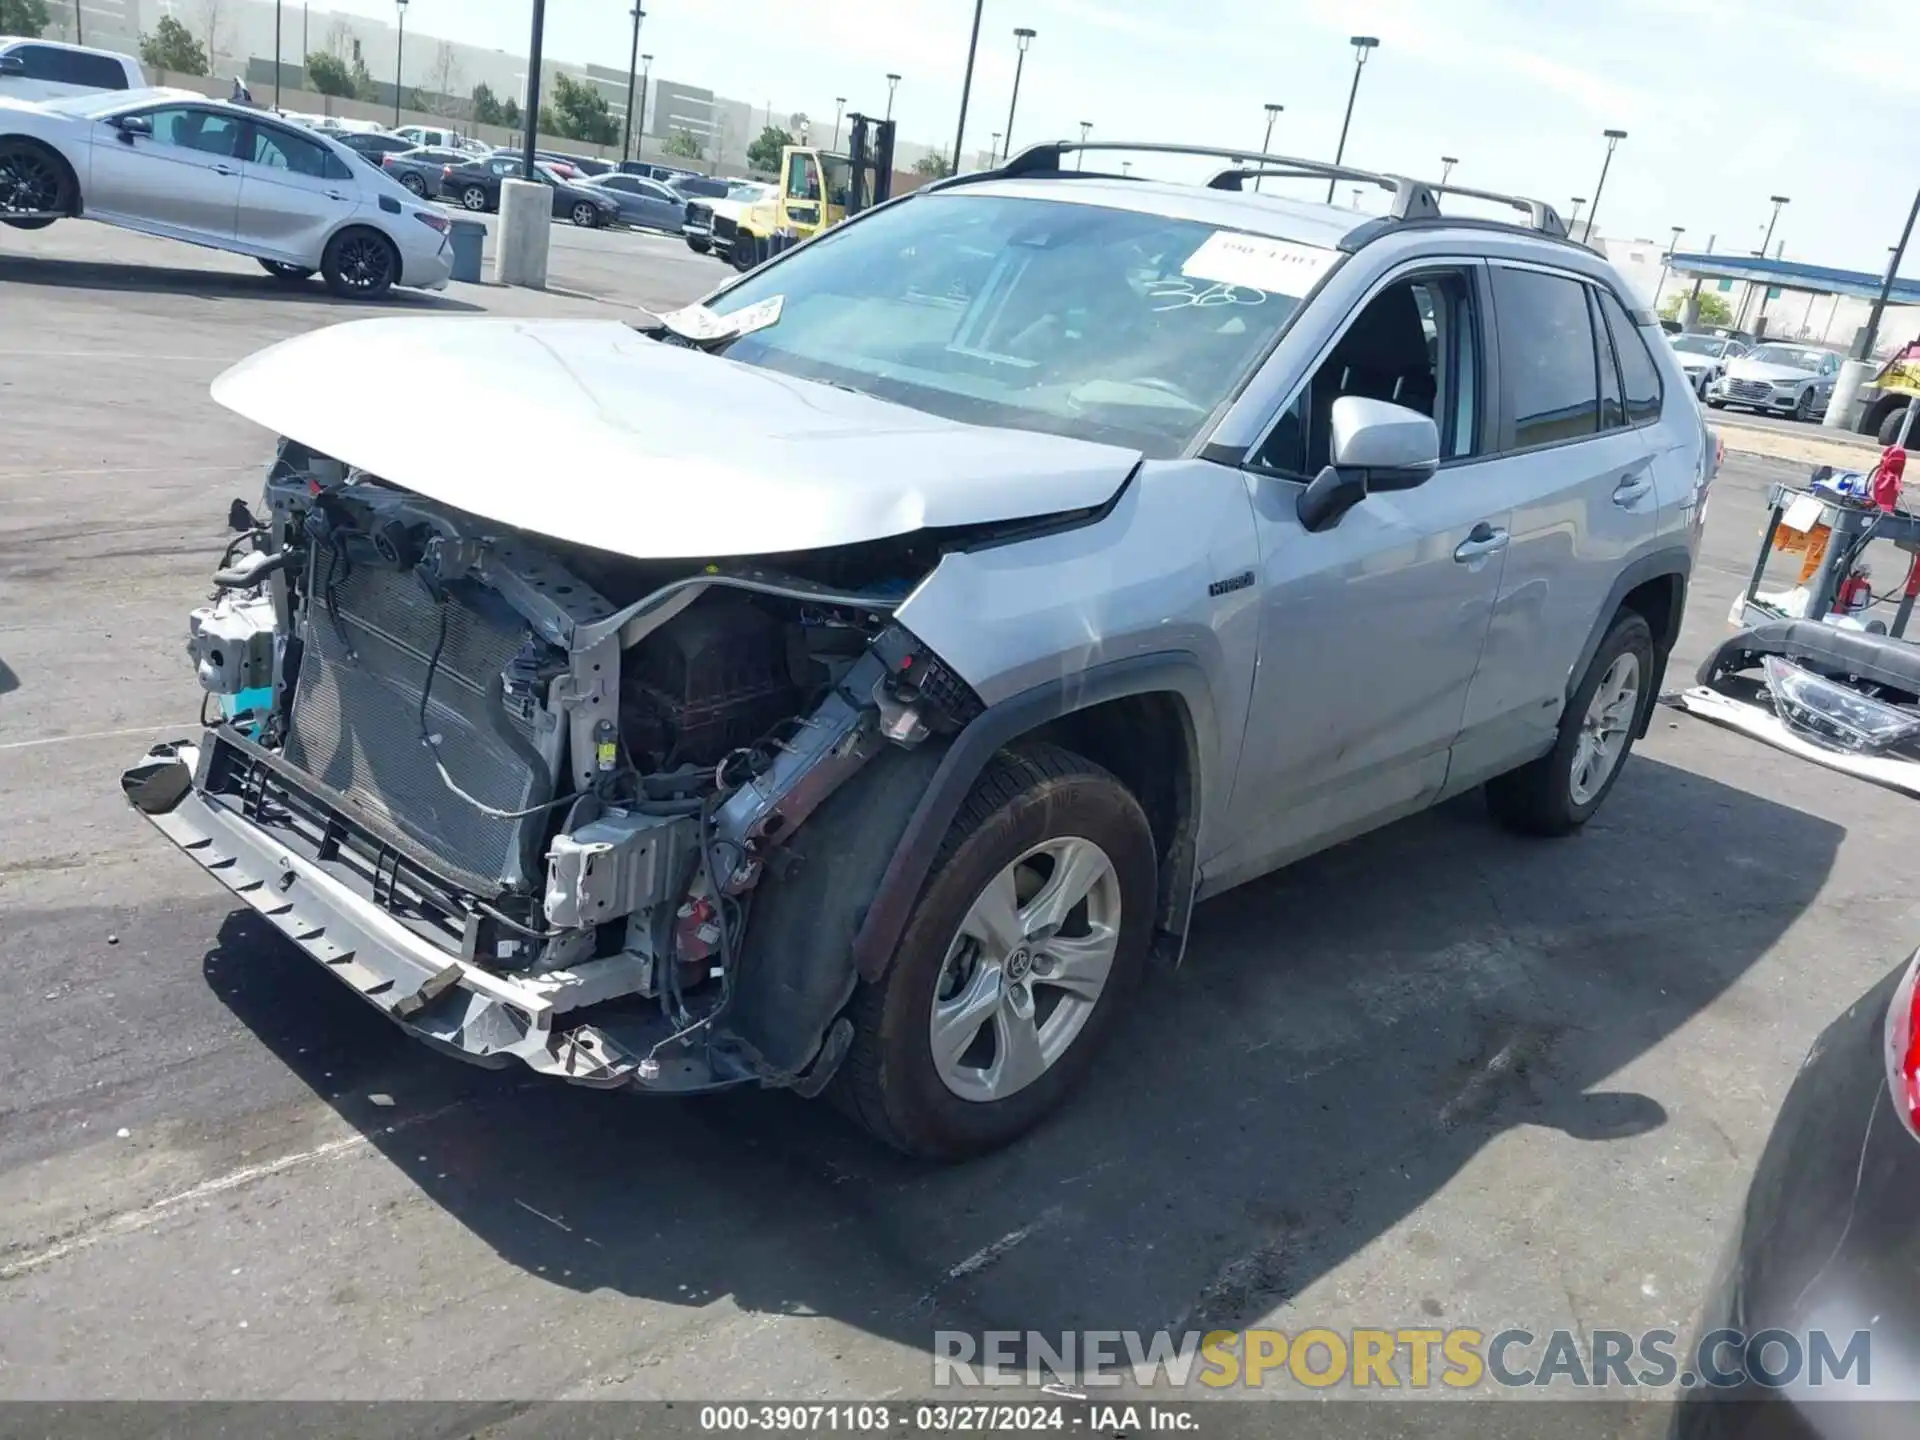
[0,37,144,103]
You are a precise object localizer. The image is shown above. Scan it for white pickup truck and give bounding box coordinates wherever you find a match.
[0,37,144,103]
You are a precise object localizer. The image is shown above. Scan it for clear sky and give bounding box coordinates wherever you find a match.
[308,0,1918,274]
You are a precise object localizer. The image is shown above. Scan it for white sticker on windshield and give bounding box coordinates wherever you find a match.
[1181,231,1337,296]
[656,295,783,343]
[728,294,784,336]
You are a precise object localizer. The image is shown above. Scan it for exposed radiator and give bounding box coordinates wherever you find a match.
[285,561,546,894]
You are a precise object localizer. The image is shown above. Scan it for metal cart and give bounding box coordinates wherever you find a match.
[1732,476,1920,639]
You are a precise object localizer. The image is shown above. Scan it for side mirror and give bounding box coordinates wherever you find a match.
[1296,395,1440,533]
[113,113,153,142]
[0,54,25,75]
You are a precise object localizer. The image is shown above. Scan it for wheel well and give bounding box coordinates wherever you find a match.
[1619,573,1682,655]
[1864,393,1909,434]
[1029,691,1199,937]
[1,135,81,215]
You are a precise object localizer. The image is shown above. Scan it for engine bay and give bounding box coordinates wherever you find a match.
[169,437,983,1086]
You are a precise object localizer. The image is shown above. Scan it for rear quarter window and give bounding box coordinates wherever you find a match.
[1596,288,1663,424]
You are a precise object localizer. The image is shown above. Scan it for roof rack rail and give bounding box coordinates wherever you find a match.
[925,140,1568,239]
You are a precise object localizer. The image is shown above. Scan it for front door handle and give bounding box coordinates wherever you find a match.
[325,191,350,202]
[1453,523,1510,564]
[1613,470,1654,507]
[212,164,236,176]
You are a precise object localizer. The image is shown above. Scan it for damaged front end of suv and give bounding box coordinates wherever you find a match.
[124,420,995,1100]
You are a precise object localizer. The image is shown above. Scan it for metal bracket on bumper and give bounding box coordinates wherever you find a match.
[121,739,747,1093]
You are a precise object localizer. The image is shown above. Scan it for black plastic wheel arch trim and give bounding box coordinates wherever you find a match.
[847,651,1213,983]
[1567,548,1691,740]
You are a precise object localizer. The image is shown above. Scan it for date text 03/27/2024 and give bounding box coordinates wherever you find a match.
[697,1405,1195,1433]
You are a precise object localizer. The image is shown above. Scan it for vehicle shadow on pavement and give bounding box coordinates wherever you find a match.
[202,752,1839,1365]
[0,256,484,311]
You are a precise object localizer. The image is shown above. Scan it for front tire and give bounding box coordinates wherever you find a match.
[1794,389,1815,422]
[687,238,710,254]
[835,745,1156,1160]
[1706,397,1726,409]
[1879,404,1913,446]
[0,138,73,223]
[460,185,489,212]
[399,172,427,197]
[1486,611,1654,837]
[320,227,398,300]
[570,201,599,228]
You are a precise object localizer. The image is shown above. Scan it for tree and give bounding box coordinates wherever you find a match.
[471,81,505,126]
[422,41,463,118]
[501,97,522,130]
[346,41,378,102]
[745,124,792,173]
[547,72,618,145]
[912,151,952,178]
[1662,289,1734,327]
[305,51,356,99]
[0,0,49,38]
[663,129,704,161]
[197,0,231,74]
[140,16,209,75]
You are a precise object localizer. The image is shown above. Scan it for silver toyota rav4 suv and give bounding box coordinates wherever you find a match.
[124,142,1714,1159]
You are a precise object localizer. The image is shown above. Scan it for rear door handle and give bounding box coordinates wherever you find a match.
[326,191,350,202]
[212,164,236,176]
[1453,523,1510,564]
[1613,470,1655,507]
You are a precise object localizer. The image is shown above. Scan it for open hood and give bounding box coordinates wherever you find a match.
[210,317,1141,560]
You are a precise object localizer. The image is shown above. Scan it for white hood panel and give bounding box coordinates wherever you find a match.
[210,317,1141,559]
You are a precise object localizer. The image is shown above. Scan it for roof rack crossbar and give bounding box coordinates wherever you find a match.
[928,140,1569,240]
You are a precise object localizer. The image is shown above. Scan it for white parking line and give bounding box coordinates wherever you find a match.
[0,351,237,362]
[0,1101,468,1280]
[0,723,186,754]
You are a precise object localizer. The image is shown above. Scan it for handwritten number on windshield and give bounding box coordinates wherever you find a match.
[1145,279,1269,311]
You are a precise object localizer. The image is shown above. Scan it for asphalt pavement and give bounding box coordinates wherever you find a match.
[1,217,1916,1408]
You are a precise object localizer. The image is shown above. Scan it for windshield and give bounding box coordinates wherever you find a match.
[728,182,768,202]
[1749,344,1823,371]
[1669,335,1725,357]
[703,193,1334,456]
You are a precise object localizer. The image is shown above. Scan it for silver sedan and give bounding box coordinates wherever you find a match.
[0,87,453,298]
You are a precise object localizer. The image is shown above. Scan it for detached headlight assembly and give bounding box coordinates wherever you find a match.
[1762,655,1920,754]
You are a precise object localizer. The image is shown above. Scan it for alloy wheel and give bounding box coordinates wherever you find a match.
[0,148,61,216]
[462,187,487,210]
[333,233,393,293]
[929,836,1121,1103]
[572,202,597,227]
[1569,652,1640,806]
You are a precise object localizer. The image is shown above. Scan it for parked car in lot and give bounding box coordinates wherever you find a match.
[1708,342,1842,421]
[682,179,772,255]
[0,88,453,298]
[0,37,143,104]
[1668,332,1748,399]
[389,123,485,154]
[124,141,1711,1159]
[578,170,686,231]
[377,144,472,198]
[1674,946,1920,1430]
[439,153,617,226]
[617,160,705,185]
[336,130,417,168]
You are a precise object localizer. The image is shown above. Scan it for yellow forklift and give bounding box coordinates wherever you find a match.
[728,113,896,271]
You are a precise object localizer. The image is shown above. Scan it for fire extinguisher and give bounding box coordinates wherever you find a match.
[1834,565,1873,617]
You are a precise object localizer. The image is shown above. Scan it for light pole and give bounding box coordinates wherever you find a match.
[1740,196,1790,331]
[999,27,1035,162]
[1861,186,1920,360]
[521,0,547,174]
[1440,154,1458,186]
[885,72,901,122]
[1759,194,1790,257]
[636,55,652,157]
[1077,119,1090,170]
[989,132,999,163]
[1254,102,1282,192]
[1582,128,1626,243]
[72,0,81,44]
[832,97,845,149]
[950,1,980,176]
[1121,160,1132,176]
[620,6,644,163]
[1653,225,1684,313]
[1568,196,1586,231]
[392,0,407,128]
[1326,35,1378,201]
[274,0,282,106]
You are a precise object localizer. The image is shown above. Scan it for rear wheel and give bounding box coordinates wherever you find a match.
[570,200,599,228]
[460,185,489,211]
[257,258,315,283]
[834,745,1156,1159]
[730,232,759,271]
[399,172,427,197]
[0,138,72,223]
[320,227,398,300]
[1486,611,1654,837]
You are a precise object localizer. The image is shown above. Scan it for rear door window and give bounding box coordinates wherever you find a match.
[1491,267,1601,448]
[1595,289,1663,424]
[249,123,333,177]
